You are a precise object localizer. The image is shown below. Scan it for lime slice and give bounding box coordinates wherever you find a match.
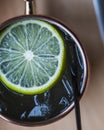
[0,19,66,95]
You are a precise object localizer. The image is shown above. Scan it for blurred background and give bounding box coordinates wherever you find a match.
[0,0,104,130]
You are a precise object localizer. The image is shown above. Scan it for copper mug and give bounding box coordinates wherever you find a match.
[0,0,89,126]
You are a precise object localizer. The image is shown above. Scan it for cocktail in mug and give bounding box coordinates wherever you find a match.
[0,0,88,126]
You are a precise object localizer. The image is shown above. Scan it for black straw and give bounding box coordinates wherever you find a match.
[62,30,83,130]
[71,44,82,130]
[62,73,82,130]
[72,76,82,130]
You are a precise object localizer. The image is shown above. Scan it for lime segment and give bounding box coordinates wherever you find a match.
[0,19,66,95]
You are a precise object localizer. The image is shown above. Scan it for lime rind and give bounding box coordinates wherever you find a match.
[0,19,66,95]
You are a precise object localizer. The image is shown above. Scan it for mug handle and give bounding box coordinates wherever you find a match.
[24,0,36,15]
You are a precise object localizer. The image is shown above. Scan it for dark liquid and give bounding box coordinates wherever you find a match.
[0,16,86,125]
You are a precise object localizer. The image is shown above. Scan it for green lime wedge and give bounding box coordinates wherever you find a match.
[0,19,66,95]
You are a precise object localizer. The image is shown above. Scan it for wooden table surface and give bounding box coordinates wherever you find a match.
[0,0,104,130]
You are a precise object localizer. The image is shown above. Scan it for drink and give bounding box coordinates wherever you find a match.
[0,15,88,126]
